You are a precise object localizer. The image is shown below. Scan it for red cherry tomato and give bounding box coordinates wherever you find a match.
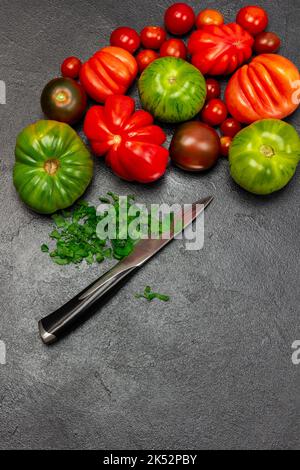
[136,49,160,73]
[220,118,242,138]
[160,39,187,60]
[236,6,268,36]
[61,57,82,79]
[164,3,195,36]
[220,136,232,157]
[254,32,281,54]
[201,99,228,127]
[110,27,141,54]
[206,78,221,101]
[140,26,166,50]
[196,9,224,28]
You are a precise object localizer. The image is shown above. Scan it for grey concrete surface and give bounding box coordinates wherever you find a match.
[0,0,299,450]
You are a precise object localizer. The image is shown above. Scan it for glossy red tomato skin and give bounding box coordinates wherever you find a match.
[206,79,221,101]
[201,99,228,127]
[136,50,159,73]
[254,32,281,54]
[196,9,224,28]
[164,3,195,36]
[140,26,166,50]
[80,46,138,103]
[110,27,141,54]
[170,121,220,171]
[160,39,187,60]
[84,95,168,183]
[220,118,242,138]
[61,57,82,79]
[188,23,254,76]
[220,136,232,157]
[236,6,268,35]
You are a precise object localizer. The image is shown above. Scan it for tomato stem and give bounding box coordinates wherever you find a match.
[260,145,275,158]
[44,159,60,176]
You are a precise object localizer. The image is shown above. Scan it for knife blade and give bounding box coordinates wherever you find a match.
[38,196,213,345]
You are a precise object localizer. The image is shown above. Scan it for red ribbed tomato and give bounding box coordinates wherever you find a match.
[84,95,169,183]
[188,23,254,76]
[80,46,138,103]
[225,54,300,124]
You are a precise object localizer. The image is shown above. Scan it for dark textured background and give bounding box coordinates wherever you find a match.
[0,0,299,450]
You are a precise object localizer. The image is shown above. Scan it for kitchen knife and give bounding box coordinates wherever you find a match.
[38,196,213,344]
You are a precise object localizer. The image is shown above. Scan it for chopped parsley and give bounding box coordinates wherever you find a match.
[135,286,170,302]
[41,192,172,266]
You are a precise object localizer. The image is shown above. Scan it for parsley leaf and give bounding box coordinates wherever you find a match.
[135,286,170,302]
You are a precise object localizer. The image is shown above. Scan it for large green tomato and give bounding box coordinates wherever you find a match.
[138,57,206,123]
[229,119,300,195]
[14,120,94,214]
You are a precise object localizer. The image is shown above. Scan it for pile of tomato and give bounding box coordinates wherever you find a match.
[13,3,300,215]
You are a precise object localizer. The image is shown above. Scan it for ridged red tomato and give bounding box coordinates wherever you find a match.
[188,23,254,76]
[80,46,138,103]
[225,54,300,124]
[84,95,168,183]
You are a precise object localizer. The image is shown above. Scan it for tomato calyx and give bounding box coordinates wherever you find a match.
[44,159,60,176]
[168,76,177,85]
[260,145,275,158]
[55,89,72,105]
[111,134,122,146]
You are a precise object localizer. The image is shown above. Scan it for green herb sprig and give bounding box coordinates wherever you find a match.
[135,286,170,302]
[41,193,139,265]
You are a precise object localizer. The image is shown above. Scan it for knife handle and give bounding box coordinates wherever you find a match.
[38,263,136,345]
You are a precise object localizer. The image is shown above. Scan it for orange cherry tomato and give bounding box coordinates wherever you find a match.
[196,9,224,28]
[220,136,232,157]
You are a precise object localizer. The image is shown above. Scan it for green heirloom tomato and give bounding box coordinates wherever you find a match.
[229,119,300,195]
[138,57,206,123]
[14,120,93,214]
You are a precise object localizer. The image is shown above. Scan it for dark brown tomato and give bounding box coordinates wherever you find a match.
[41,78,87,125]
[170,121,220,171]
[254,32,281,54]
